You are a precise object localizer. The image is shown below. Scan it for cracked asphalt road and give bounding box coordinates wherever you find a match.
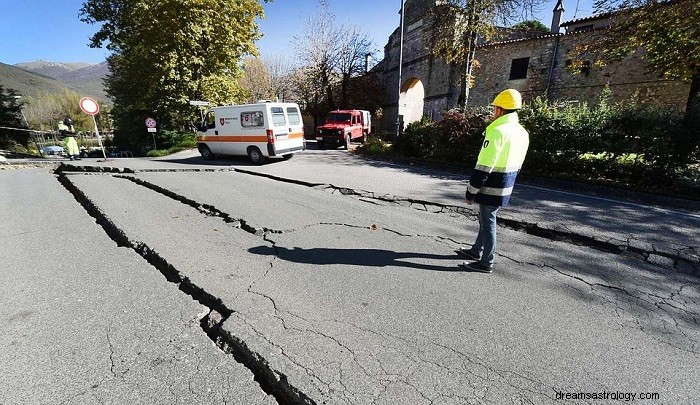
[2,148,699,404]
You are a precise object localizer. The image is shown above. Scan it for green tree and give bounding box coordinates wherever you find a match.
[582,0,699,109]
[80,0,268,151]
[428,0,547,107]
[512,19,548,32]
[0,85,24,128]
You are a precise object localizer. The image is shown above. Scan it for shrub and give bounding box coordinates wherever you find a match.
[356,136,391,156]
[385,94,698,195]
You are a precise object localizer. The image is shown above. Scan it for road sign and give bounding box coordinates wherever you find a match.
[147,128,157,132]
[145,117,157,128]
[78,97,107,161]
[79,97,100,116]
[188,100,210,106]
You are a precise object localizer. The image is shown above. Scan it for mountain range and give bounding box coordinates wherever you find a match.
[0,60,109,102]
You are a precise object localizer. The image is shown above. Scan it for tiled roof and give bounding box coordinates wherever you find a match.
[560,11,615,26]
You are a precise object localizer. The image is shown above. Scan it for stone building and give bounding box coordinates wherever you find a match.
[376,0,691,133]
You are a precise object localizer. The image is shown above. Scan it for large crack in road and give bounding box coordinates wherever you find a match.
[56,170,562,403]
[56,164,700,274]
[52,165,700,403]
[56,172,315,405]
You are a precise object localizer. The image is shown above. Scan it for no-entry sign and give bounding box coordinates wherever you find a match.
[79,97,100,116]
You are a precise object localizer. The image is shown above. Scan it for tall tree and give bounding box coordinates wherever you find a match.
[80,0,267,150]
[428,0,546,107]
[293,0,340,115]
[265,54,294,102]
[0,85,25,128]
[293,0,375,123]
[336,23,374,107]
[239,57,274,103]
[580,0,699,109]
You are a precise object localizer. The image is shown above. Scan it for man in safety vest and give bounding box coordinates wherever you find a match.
[58,117,80,160]
[458,89,529,273]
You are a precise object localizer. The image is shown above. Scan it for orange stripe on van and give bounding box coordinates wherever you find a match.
[197,135,268,142]
[197,133,304,142]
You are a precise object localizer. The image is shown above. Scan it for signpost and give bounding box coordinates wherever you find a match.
[79,97,108,161]
[145,117,157,150]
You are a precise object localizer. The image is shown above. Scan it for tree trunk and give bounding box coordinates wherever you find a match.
[686,72,700,111]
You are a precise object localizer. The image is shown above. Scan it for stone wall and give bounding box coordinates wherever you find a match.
[377,0,691,130]
[470,32,691,110]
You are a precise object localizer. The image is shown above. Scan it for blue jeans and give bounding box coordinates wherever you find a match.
[472,204,499,266]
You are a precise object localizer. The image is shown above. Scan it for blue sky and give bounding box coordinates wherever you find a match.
[0,0,595,65]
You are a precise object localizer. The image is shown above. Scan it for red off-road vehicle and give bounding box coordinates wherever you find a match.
[315,110,371,150]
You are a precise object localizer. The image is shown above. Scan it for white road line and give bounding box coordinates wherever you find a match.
[519,184,700,220]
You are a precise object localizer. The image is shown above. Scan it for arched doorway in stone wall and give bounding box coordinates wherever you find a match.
[399,77,425,129]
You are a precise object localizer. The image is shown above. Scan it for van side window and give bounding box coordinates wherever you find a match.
[241,111,264,128]
[206,111,216,129]
[271,107,287,126]
[286,107,301,125]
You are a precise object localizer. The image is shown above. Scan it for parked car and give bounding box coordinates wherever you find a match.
[43,145,66,157]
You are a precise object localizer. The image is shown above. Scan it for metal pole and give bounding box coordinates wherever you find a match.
[396,0,405,139]
[92,115,108,161]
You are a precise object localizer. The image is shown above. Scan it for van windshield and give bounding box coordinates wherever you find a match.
[325,113,351,123]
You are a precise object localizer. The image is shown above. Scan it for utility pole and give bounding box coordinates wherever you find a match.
[396,0,405,139]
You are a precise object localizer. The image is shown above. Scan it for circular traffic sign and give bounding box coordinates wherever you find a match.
[79,97,100,116]
[145,117,157,128]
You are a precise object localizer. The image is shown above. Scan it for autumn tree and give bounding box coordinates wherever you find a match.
[581,0,699,109]
[239,57,274,102]
[239,55,293,103]
[80,0,267,151]
[429,0,547,107]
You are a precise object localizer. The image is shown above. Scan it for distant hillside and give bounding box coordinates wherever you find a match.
[15,60,93,79]
[3,60,109,101]
[53,62,109,100]
[0,62,69,98]
[16,60,109,101]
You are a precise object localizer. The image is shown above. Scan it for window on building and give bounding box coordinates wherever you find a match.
[509,57,529,80]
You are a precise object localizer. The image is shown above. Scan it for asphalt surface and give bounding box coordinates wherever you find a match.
[2,146,699,404]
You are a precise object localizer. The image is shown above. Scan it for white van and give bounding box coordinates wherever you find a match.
[196,102,305,164]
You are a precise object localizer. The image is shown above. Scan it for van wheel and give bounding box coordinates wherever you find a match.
[199,144,213,160]
[248,147,265,165]
[344,134,351,150]
[282,153,294,160]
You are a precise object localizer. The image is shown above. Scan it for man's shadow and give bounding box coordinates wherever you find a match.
[248,246,462,272]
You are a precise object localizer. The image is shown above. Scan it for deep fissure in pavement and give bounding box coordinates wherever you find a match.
[118,166,697,274]
[56,172,315,405]
[57,164,698,272]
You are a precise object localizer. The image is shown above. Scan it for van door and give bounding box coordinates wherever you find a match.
[285,105,305,152]
[199,110,221,153]
[269,106,290,155]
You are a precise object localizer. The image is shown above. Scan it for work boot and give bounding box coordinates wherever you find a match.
[456,248,480,261]
[458,261,493,273]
